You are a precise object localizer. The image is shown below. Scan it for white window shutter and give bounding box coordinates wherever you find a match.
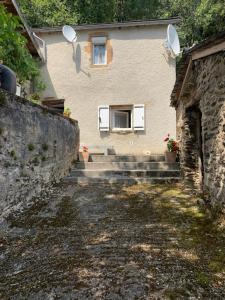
[133,104,145,131]
[98,105,109,131]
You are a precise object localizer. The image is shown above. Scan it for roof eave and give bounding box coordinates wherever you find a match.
[171,31,225,107]
[33,17,181,33]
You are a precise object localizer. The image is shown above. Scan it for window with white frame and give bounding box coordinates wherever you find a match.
[111,107,132,130]
[98,104,145,132]
[92,36,107,65]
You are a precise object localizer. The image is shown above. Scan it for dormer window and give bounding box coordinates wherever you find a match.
[92,36,107,65]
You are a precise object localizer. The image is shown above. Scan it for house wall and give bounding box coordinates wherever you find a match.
[0,89,79,214]
[176,51,225,209]
[39,25,176,154]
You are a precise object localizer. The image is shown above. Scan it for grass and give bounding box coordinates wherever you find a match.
[124,183,225,291]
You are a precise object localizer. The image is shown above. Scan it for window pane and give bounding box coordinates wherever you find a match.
[114,111,129,128]
[94,45,106,65]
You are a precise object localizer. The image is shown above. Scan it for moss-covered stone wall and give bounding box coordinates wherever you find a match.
[176,52,225,210]
[0,89,79,213]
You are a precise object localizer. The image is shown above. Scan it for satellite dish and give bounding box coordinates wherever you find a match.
[62,25,77,43]
[165,24,180,58]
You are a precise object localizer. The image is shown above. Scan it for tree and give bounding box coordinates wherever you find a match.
[116,0,160,22]
[18,0,77,27]
[74,0,116,24]
[18,0,225,48]
[157,0,225,47]
[0,4,40,83]
[195,0,225,40]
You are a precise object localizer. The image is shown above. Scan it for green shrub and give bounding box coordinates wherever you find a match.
[10,150,15,157]
[28,143,35,151]
[42,143,48,151]
[41,155,46,162]
[0,91,6,106]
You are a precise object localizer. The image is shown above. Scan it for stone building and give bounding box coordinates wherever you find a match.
[33,18,180,154]
[171,32,225,210]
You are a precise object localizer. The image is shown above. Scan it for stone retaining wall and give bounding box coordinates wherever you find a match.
[176,52,225,209]
[0,89,79,212]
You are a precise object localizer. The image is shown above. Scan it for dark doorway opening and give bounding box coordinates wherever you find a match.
[185,105,204,189]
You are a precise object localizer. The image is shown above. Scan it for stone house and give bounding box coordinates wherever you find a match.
[34,18,180,154]
[171,32,225,209]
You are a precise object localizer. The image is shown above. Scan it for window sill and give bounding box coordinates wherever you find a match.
[111,128,133,133]
[90,64,108,68]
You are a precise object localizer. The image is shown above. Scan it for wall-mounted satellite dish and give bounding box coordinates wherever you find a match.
[62,25,77,43]
[165,24,180,58]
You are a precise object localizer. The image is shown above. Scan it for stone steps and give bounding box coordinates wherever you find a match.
[63,176,181,184]
[64,154,181,184]
[90,154,165,162]
[70,169,180,178]
[74,162,179,170]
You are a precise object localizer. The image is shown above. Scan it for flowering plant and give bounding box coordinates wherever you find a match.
[164,134,179,152]
[82,145,88,152]
[63,107,71,117]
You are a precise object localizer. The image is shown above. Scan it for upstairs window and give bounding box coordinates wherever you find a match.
[92,37,107,65]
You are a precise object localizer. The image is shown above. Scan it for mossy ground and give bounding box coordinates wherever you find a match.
[0,183,225,299]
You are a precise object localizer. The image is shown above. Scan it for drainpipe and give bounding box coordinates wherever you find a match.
[33,32,47,63]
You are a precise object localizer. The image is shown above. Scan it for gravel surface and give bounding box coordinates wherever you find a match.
[0,182,225,299]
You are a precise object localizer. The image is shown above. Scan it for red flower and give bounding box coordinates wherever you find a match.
[83,146,88,152]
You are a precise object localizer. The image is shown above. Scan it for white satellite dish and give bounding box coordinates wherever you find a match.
[165,24,180,58]
[62,25,77,43]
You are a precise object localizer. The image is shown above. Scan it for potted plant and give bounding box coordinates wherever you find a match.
[63,107,71,118]
[79,145,89,162]
[164,134,179,163]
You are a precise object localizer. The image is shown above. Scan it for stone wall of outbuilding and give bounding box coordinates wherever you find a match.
[176,51,225,210]
[0,89,79,215]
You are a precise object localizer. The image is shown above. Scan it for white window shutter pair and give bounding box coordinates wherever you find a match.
[133,104,145,131]
[98,104,145,131]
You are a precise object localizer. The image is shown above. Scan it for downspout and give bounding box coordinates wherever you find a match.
[33,32,47,63]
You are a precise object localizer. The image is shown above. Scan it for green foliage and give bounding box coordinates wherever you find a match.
[28,143,35,151]
[10,150,16,157]
[157,0,225,47]
[0,91,6,106]
[28,92,41,104]
[0,5,41,83]
[64,107,71,113]
[195,0,225,40]
[32,156,39,165]
[115,0,160,22]
[18,0,225,48]
[42,143,48,151]
[72,0,116,24]
[18,0,77,27]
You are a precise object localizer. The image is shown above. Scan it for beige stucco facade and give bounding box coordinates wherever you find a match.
[38,22,177,154]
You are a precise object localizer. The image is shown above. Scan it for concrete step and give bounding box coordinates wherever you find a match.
[63,176,180,184]
[70,169,180,178]
[74,161,179,170]
[89,154,165,162]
